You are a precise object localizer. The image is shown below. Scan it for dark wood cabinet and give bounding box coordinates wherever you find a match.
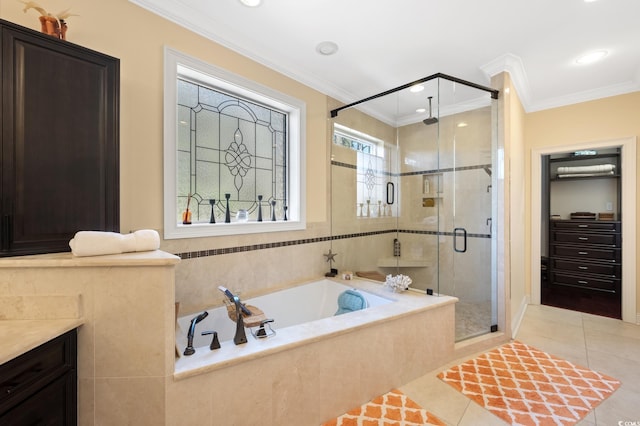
[547,219,622,317]
[0,329,77,425]
[0,19,119,256]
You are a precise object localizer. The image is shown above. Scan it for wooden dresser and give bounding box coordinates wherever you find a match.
[548,219,621,295]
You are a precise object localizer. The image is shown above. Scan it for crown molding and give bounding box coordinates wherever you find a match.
[480,53,532,111]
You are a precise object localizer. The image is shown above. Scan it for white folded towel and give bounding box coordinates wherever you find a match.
[557,171,615,178]
[557,164,616,174]
[69,230,160,257]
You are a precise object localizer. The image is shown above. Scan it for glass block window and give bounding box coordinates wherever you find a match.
[163,48,305,239]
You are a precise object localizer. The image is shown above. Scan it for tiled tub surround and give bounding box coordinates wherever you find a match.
[175,278,456,379]
[170,279,456,425]
[0,251,457,425]
[0,251,179,425]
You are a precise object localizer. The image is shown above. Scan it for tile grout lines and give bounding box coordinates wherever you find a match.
[439,341,621,425]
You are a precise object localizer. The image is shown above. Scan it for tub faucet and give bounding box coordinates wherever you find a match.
[218,285,252,315]
[183,311,208,356]
[232,295,248,345]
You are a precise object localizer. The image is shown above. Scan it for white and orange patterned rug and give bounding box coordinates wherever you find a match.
[321,388,445,426]
[438,341,621,425]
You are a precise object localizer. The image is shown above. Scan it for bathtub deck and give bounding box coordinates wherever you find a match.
[174,278,457,379]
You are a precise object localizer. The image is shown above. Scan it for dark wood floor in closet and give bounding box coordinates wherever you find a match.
[541,284,621,319]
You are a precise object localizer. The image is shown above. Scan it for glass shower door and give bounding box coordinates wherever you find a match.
[436,81,498,341]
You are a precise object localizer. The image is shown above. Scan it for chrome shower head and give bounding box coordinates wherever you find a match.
[423,96,438,125]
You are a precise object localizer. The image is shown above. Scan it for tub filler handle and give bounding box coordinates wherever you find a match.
[252,319,276,339]
[201,330,221,350]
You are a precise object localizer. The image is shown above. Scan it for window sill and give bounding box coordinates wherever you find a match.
[164,220,306,239]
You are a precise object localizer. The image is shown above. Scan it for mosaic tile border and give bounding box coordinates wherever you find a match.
[175,229,490,259]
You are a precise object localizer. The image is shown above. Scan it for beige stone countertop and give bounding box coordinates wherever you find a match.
[0,249,180,268]
[0,318,84,364]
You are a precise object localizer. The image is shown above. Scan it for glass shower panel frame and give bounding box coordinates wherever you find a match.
[435,79,498,341]
[329,97,401,282]
[329,74,499,342]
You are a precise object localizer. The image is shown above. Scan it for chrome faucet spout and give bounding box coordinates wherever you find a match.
[218,285,252,315]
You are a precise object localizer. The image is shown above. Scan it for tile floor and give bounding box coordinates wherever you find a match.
[400,304,640,425]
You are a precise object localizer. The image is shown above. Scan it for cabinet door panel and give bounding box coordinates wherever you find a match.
[0,373,76,426]
[1,23,119,256]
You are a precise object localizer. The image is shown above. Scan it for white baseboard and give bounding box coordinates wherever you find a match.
[511,295,530,338]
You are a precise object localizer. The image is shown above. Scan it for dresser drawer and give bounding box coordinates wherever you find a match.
[551,258,621,278]
[550,271,620,293]
[0,330,76,412]
[551,231,620,246]
[551,220,620,232]
[550,245,621,262]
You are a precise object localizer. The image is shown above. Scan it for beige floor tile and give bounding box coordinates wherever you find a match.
[586,349,640,393]
[457,401,509,426]
[400,373,470,426]
[585,328,640,363]
[399,304,640,426]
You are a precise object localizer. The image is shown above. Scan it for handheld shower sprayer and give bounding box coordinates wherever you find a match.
[183,311,209,356]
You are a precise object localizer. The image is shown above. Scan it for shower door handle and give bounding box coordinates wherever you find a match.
[453,227,467,253]
[386,182,395,205]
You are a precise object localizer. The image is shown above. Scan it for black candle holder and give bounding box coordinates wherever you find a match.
[209,199,216,224]
[257,195,263,222]
[283,205,288,221]
[225,193,231,223]
[271,200,277,221]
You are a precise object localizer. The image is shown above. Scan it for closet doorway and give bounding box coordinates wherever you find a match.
[531,137,637,324]
[542,148,621,318]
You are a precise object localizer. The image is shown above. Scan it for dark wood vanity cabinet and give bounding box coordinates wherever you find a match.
[0,329,77,425]
[0,19,119,256]
[549,220,621,294]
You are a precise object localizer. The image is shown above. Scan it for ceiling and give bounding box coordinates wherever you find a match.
[132,0,640,124]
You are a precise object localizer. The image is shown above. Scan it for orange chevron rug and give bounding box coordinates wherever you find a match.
[437,341,620,425]
[321,389,445,426]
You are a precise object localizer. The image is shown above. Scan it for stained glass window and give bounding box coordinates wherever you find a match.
[176,79,288,224]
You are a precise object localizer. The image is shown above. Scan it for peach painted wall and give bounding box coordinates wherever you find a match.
[0,0,333,311]
[524,91,640,313]
[0,0,328,232]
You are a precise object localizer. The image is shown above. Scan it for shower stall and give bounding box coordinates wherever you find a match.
[329,74,500,342]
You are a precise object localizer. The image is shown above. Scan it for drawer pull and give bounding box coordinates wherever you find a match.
[578,251,589,255]
[578,224,588,228]
[578,237,588,241]
[578,266,589,270]
[578,280,589,284]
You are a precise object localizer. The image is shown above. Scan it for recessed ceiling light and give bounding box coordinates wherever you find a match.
[239,0,261,7]
[410,85,424,93]
[457,122,468,128]
[576,50,608,65]
[316,41,339,56]
[584,0,597,3]
[416,108,426,113]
